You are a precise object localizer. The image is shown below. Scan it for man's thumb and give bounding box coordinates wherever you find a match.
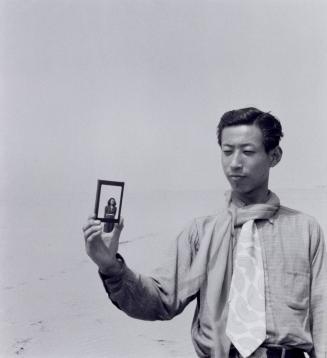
[113,217,124,236]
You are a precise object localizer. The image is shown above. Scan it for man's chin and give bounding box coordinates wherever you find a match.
[229,182,248,193]
[229,184,254,198]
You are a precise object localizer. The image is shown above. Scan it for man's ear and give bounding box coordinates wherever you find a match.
[269,146,283,167]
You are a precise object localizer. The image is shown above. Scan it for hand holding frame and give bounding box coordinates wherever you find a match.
[83,214,124,275]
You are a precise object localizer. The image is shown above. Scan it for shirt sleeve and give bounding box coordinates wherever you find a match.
[99,220,200,321]
[309,220,327,358]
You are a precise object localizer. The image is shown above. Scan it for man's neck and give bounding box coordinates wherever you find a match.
[232,189,271,206]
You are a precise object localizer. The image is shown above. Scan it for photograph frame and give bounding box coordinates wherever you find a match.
[94,179,125,223]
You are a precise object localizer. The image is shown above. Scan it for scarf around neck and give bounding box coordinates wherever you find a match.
[183,190,280,357]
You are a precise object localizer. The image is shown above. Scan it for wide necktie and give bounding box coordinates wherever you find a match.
[226,220,266,358]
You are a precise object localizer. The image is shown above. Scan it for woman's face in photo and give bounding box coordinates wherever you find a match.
[109,198,116,206]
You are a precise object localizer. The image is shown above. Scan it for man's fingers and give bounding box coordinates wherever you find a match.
[116,217,124,231]
[83,224,102,241]
[85,229,103,244]
[111,217,124,237]
[82,215,101,233]
[83,221,101,234]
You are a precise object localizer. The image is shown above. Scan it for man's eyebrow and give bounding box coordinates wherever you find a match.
[222,143,256,147]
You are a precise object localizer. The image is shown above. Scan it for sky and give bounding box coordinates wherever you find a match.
[1,0,327,214]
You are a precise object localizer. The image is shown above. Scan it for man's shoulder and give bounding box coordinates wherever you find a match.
[193,208,228,223]
[278,205,317,219]
[193,212,221,224]
[277,205,322,230]
[189,210,228,235]
[186,205,322,236]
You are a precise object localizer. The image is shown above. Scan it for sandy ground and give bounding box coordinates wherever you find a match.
[1,188,326,357]
[0,237,196,357]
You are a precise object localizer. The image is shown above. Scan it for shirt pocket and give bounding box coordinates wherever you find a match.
[284,271,310,310]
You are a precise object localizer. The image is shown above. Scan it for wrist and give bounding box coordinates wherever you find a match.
[99,254,124,276]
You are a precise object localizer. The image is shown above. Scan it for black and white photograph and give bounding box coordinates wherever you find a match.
[94,180,124,224]
[1,1,326,357]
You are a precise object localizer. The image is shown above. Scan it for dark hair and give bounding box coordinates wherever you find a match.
[108,197,116,206]
[217,107,283,152]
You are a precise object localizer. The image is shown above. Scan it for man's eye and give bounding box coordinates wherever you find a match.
[244,151,254,155]
[223,151,232,155]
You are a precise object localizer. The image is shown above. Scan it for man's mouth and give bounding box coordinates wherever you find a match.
[229,175,245,181]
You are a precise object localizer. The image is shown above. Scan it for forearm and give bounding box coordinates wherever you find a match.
[99,254,193,320]
[99,220,199,321]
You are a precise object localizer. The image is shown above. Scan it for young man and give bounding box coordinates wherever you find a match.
[83,108,327,358]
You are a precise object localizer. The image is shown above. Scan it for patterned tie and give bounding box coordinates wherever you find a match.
[226,220,266,358]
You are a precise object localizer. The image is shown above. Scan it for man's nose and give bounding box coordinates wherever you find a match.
[230,152,243,170]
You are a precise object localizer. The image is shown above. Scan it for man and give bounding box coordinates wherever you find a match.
[83,108,327,358]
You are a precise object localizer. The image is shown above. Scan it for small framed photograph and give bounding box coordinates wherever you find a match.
[94,179,124,224]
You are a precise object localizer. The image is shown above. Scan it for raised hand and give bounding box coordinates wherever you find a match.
[82,214,124,274]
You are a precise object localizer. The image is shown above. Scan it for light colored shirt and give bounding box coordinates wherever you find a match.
[100,204,327,358]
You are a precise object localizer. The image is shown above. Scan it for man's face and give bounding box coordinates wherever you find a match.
[221,124,273,199]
